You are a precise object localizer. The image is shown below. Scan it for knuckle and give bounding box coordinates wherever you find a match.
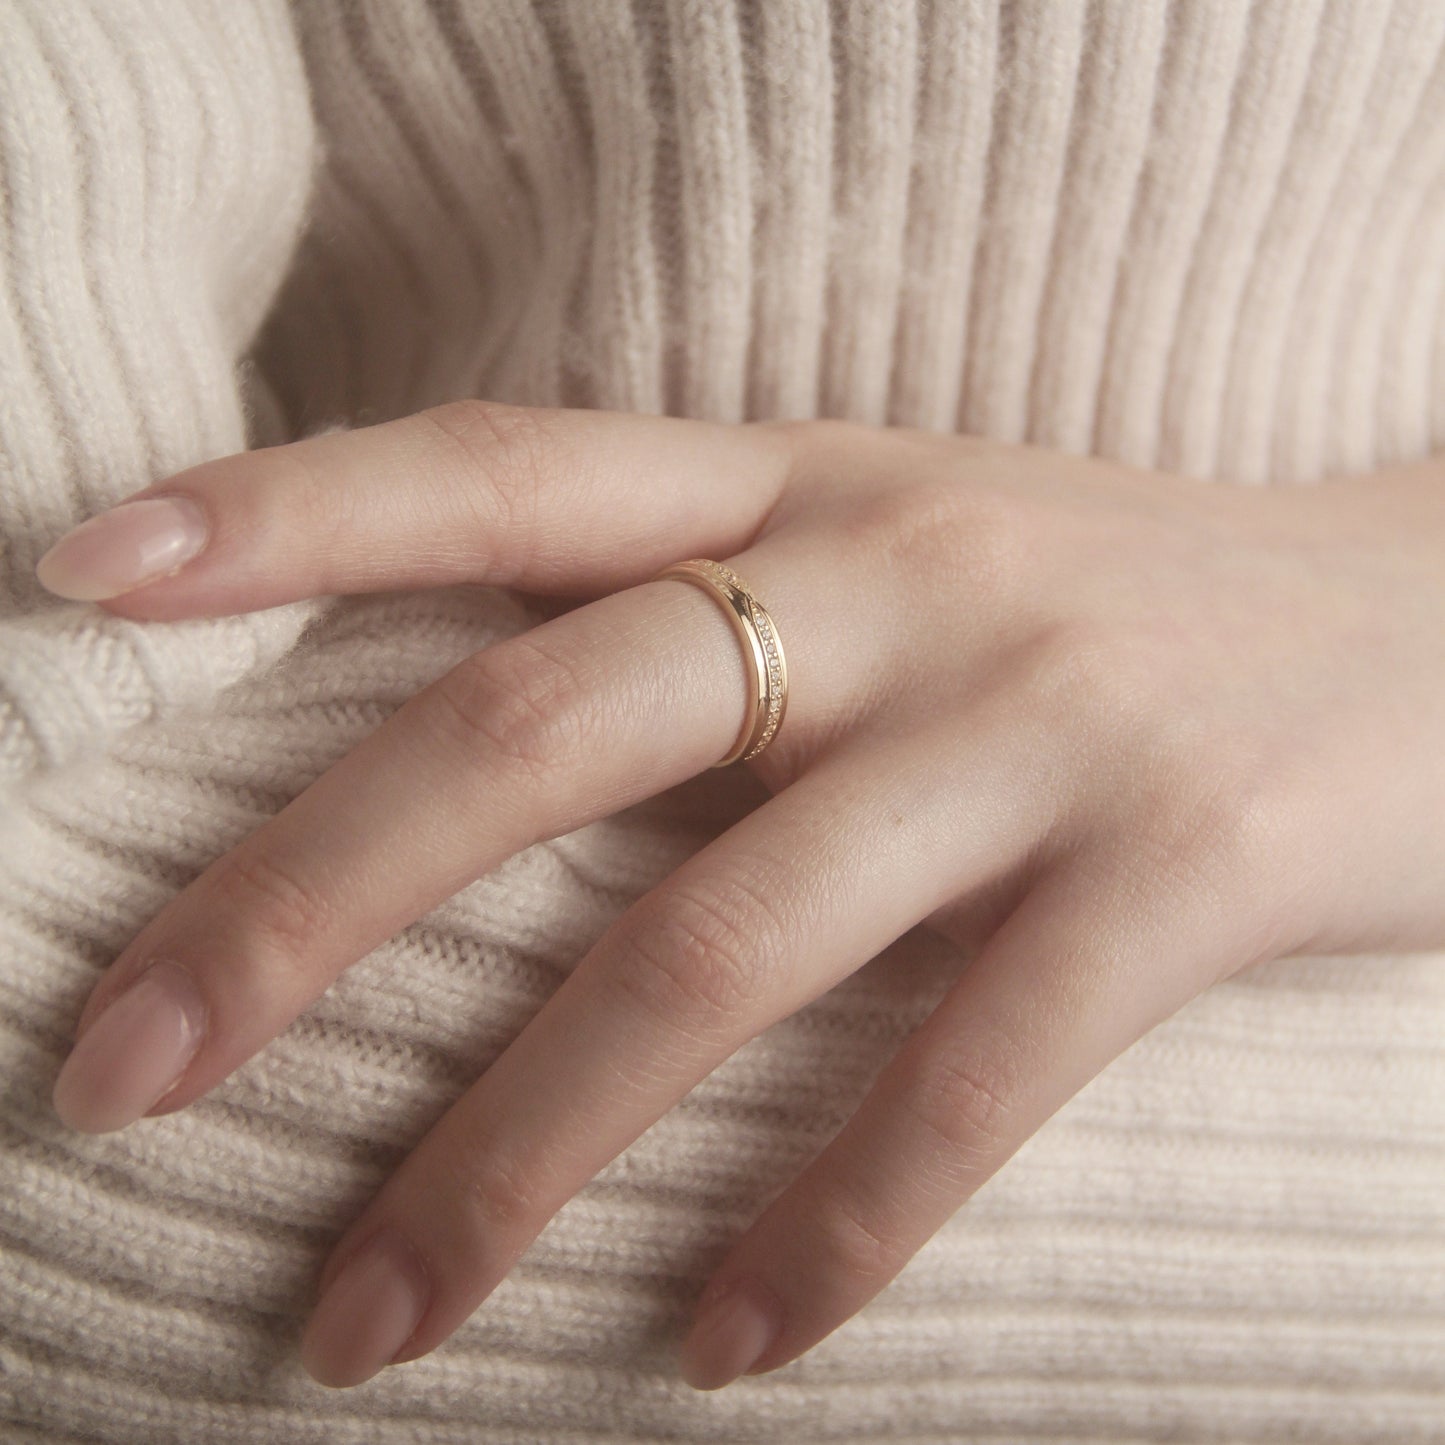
[211,848,330,957]
[898,1041,1016,1171]
[420,397,559,474]
[429,634,591,785]
[1179,762,1295,924]
[442,1146,549,1241]
[1022,620,1164,742]
[850,481,1028,598]
[266,445,362,556]
[413,400,562,580]
[1020,623,1308,962]
[610,875,785,1037]
[1019,624,1300,932]
[810,1180,908,1285]
[1107,758,1303,982]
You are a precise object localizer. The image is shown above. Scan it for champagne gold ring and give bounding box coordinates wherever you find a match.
[652,558,789,767]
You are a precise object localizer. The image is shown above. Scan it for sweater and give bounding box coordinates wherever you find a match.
[2,1,1444,1441]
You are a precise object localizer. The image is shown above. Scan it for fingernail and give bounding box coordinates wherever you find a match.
[678,1277,783,1390]
[300,1227,431,1388]
[52,960,208,1133]
[36,494,209,600]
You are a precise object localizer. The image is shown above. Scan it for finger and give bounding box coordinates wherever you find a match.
[49,526,880,1135]
[293,704,1065,1389]
[34,399,793,616]
[678,844,1281,1389]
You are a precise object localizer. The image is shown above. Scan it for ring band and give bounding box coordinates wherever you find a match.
[652,558,789,767]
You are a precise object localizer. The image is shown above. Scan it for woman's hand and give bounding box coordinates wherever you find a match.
[39,402,1445,1390]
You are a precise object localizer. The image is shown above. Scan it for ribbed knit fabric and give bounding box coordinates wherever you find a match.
[2,1,1444,1440]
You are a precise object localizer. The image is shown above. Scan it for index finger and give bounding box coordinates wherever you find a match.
[35,399,795,615]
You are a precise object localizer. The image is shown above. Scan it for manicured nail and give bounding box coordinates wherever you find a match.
[300,1227,432,1388]
[52,960,208,1133]
[678,1277,783,1390]
[36,494,209,600]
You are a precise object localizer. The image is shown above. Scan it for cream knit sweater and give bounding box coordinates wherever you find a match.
[2,2,1444,1441]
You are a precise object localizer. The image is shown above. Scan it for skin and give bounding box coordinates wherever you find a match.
[42,401,1445,1389]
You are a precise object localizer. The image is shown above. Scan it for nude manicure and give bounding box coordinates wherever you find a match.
[679,1277,783,1390]
[52,960,208,1133]
[36,495,209,600]
[300,1227,432,1388]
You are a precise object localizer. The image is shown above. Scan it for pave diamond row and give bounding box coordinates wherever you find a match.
[657,559,786,765]
[745,599,784,759]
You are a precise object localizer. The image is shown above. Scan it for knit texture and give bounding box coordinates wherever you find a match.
[3,1,1444,1440]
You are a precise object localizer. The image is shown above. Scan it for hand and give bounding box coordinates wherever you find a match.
[39,402,1445,1390]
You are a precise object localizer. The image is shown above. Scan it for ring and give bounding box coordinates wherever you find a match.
[652,558,789,767]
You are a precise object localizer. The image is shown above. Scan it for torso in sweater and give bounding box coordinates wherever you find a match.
[2,4,1444,1442]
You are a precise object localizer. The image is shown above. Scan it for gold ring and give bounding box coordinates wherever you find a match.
[652,558,789,767]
